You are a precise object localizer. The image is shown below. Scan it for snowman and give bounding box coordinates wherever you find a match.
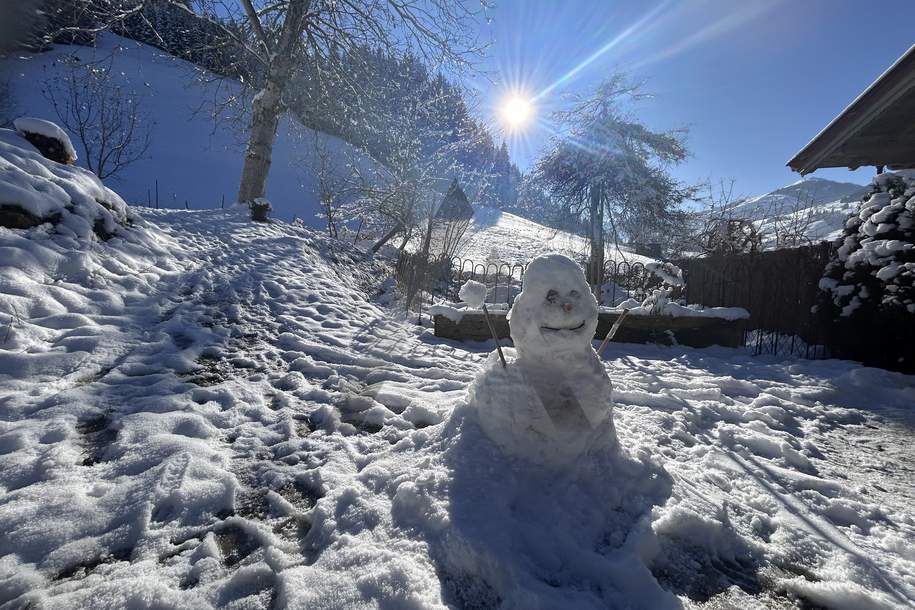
[463,253,617,466]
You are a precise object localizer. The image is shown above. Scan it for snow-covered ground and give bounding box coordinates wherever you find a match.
[2,197,914,608]
[457,207,652,265]
[0,34,369,224]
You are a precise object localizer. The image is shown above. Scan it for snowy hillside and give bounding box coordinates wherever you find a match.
[2,128,915,608]
[0,34,370,224]
[731,177,868,246]
[458,179,868,264]
[457,207,652,265]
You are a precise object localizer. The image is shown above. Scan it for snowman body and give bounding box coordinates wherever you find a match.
[466,254,617,466]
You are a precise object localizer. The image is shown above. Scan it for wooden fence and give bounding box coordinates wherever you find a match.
[678,242,915,371]
[677,243,834,356]
[401,244,913,371]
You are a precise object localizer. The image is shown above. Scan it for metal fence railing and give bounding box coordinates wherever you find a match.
[397,253,663,312]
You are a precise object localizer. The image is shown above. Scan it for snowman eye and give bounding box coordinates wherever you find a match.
[569,290,580,298]
[546,289,559,303]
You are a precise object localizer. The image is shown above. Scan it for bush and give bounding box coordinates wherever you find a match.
[818,172,915,371]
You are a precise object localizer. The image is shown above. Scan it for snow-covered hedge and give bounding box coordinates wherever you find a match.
[0,126,129,239]
[646,261,684,288]
[819,172,915,317]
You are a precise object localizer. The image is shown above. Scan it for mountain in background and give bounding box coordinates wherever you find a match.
[732,176,867,218]
[731,176,870,246]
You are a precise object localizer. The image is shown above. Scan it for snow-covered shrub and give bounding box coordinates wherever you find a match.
[458,279,486,309]
[641,261,684,314]
[646,261,684,288]
[699,217,762,255]
[0,126,129,238]
[819,172,914,317]
[818,172,914,371]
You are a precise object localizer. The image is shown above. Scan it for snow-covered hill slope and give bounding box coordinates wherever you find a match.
[731,177,868,246]
[0,34,368,224]
[2,131,915,607]
[457,207,652,265]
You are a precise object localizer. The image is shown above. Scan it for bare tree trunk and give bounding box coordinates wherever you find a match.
[397,226,413,251]
[236,0,309,211]
[371,223,403,254]
[420,216,435,259]
[404,209,438,309]
[588,183,604,292]
[237,78,284,204]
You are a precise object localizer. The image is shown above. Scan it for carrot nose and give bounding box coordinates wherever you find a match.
[563,303,573,313]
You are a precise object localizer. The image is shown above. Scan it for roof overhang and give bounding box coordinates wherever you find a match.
[788,44,915,174]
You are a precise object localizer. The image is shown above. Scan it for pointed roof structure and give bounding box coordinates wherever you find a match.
[434,179,474,221]
[788,44,915,174]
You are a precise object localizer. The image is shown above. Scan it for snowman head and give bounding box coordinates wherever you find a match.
[508,254,599,362]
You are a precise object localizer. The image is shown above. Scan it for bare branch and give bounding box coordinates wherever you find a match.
[240,0,273,53]
[43,52,152,181]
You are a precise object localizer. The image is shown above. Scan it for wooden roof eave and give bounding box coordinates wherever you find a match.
[787,44,915,175]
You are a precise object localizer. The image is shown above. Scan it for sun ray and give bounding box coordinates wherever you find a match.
[629,0,785,71]
[532,0,672,102]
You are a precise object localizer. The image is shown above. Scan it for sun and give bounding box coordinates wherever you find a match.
[500,94,534,130]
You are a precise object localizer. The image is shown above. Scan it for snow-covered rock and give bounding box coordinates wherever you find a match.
[0,128,128,237]
[13,117,78,164]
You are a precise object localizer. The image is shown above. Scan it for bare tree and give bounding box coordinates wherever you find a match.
[44,55,152,181]
[340,79,490,258]
[18,0,149,49]
[694,179,816,254]
[311,132,339,237]
[320,87,491,310]
[695,179,763,255]
[770,190,815,249]
[534,75,695,290]
[201,0,486,219]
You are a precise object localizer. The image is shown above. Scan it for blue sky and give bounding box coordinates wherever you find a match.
[470,0,915,197]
